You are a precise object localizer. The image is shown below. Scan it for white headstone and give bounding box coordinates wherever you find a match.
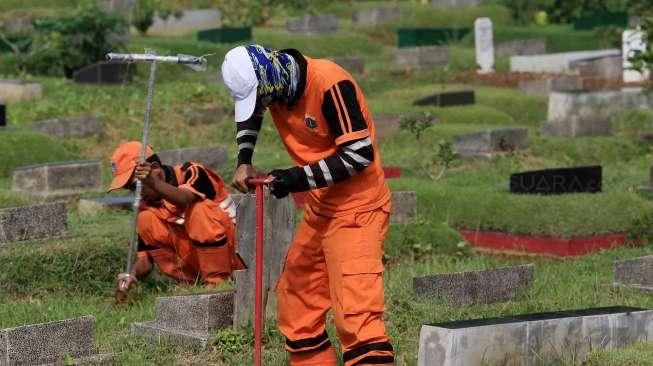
[474,17,494,74]
[623,30,650,83]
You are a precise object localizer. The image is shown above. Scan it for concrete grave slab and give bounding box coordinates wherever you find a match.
[73,62,135,85]
[352,7,402,26]
[147,9,220,36]
[510,166,602,195]
[155,292,233,332]
[232,192,295,327]
[0,316,95,366]
[286,15,338,35]
[330,57,365,75]
[431,0,481,6]
[0,79,42,104]
[495,38,546,58]
[132,321,212,349]
[0,202,67,244]
[157,146,228,172]
[12,160,103,199]
[413,264,534,307]
[183,106,230,126]
[413,90,474,107]
[518,76,583,96]
[78,196,133,215]
[452,128,528,158]
[31,116,103,139]
[569,55,622,80]
[418,306,653,366]
[612,256,653,291]
[391,191,416,225]
[510,49,621,74]
[393,46,449,70]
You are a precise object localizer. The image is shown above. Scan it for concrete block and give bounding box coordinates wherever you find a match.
[131,321,211,350]
[495,38,546,58]
[12,160,103,199]
[157,146,228,172]
[183,106,230,126]
[330,57,364,75]
[452,128,528,158]
[78,196,133,215]
[233,192,295,328]
[31,116,103,139]
[569,55,622,80]
[0,316,95,365]
[0,79,42,104]
[510,49,621,73]
[394,46,449,70]
[414,264,534,307]
[352,7,402,26]
[431,0,481,6]
[73,62,135,85]
[418,307,653,366]
[155,291,233,332]
[391,191,416,225]
[413,90,474,107]
[286,15,338,35]
[541,118,613,137]
[147,9,220,36]
[0,202,67,244]
[614,255,653,287]
[518,77,583,97]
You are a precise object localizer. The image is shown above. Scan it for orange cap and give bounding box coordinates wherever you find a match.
[108,141,155,192]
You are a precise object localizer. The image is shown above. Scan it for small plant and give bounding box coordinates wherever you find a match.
[212,328,252,355]
[424,140,458,181]
[130,0,158,35]
[399,111,434,142]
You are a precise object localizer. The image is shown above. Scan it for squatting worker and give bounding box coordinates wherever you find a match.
[110,142,244,294]
[221,45,394,366]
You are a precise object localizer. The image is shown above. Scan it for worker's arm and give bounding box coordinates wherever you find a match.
[115,242,154,293]
[268,80,374,198]
[135,162,200,208]
[232,108,265,193]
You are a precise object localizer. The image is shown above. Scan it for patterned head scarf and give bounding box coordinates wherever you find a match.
[245,44,299,107]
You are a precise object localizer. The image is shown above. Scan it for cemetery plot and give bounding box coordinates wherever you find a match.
[413,264,534,307]
[12,160,103,199]
[452,128,528,158]
[286,15,338,35]
[419,306,653,366]
[0,202,67,244]
[394,46,449,70]
[31,115,103,139]
[569,55,623,80]
[610,256,653,293]
[495,38,546,58]
[510,49,621,74]
[352,8,402,27]
[0,79,42,104]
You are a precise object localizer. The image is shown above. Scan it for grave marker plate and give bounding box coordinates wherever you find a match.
[452,128,528,158]
[394,46,449,70]
[474,18,494,74]
[0,79,42,104]
[12,160,103,198]
[286,15,338,35]
[495,38,546,58]
[510,166,602,195]
[31,116,103,139]
[614,256,653,288]
[0,202,68,244]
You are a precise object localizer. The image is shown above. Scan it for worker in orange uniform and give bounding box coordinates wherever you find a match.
[109,141,243,294]
[222,45,394,366]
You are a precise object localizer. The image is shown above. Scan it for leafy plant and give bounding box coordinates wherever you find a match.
[212,328,252,355]
[399,111,434,142]
[130,0,157,35]
[500,0,554,24]
[627,0,653,75]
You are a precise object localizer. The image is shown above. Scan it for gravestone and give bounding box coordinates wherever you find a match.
[452,128,528,158]
[0,202,67,244]
[623,30,650,83]
[413,90,474,107]
[569,55,622,80]
[183,106,230,126]
[611,256,653,292]
[352,7,402,26]
[330,57,365,75]
[495,38,546,58]
[0,316,104,365]
[394,46,449,70]
[286,15,338,35]
[12,160,103,199]
[73,62,135,85]
[418,306,653,366]
[518,77,583,96]
[232,192,295,327]
[133,292,233,349]
[413,264,534,307]
[0,104,5,127]
[391,191,416,225]
[474,18,494,74]
[510,49,621,73]
[542,89,653,137]
[31,115,103,139]
[78,196,133,215]
[147,9,221,36]
[431,0,481,6]
[0,79,42,104]
[157,146,229,172]
[510,166,602,195]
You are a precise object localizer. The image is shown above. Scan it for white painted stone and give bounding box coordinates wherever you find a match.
[474,17,494,74]
[510,49,621,74]
[623,30,650,83]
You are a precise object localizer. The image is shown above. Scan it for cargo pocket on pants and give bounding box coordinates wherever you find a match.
[340,259,386,315]
[194,240,231,284]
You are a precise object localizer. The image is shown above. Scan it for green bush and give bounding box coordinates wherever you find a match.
[16,3,127,77]
[131,0,157,35]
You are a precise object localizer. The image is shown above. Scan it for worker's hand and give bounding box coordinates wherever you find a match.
[134,162,156,187]
[267,169,299,199]
[232,164,257,193]
[115,272,137,293]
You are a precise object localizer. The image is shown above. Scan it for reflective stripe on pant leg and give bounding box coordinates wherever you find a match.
[343,341,394,365]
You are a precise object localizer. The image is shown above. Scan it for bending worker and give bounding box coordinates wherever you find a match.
[222,45,394,366]
[110,141,243,294]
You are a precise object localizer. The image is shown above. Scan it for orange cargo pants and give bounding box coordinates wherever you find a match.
[276,202,394,366]
[137,199,238,285]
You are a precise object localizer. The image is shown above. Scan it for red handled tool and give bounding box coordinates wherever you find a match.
[246,177,268,366]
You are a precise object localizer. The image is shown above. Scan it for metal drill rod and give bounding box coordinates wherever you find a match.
[106,52,206,65]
